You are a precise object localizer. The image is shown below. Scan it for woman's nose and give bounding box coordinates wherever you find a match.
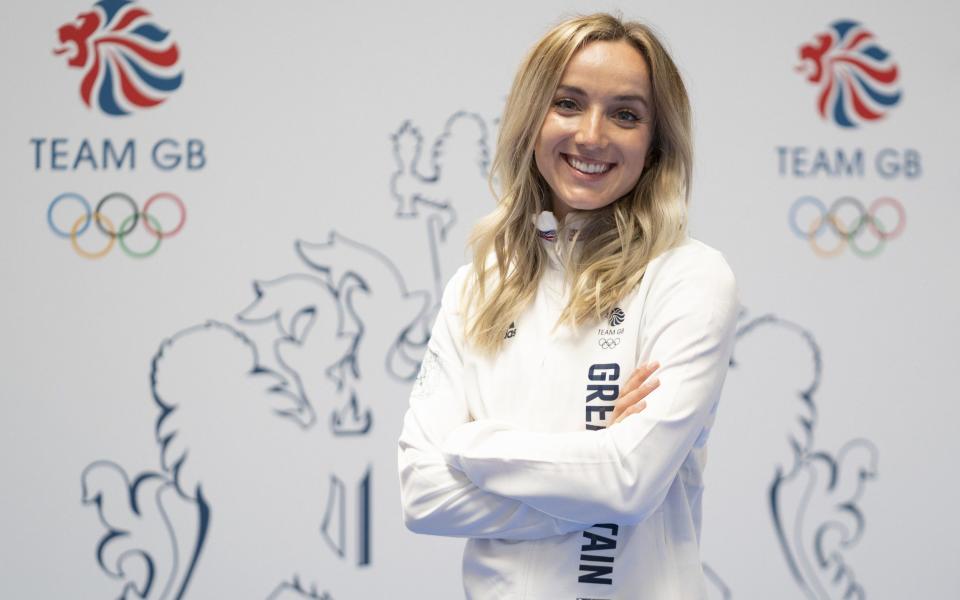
[574,108,606,149]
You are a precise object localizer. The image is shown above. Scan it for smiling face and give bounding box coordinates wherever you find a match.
[534,39,654,223]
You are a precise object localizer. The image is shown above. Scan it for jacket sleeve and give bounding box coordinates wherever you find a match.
[398,266,591,539]
[439,251,739,526]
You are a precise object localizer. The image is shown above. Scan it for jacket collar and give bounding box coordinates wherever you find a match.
[534,210,587,270]
[534,210,588,242]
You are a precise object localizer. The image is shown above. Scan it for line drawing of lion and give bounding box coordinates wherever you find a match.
[80,112,493,599]
[702,312,878,599]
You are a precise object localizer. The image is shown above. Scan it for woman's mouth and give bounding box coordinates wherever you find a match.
[561,153,615,176]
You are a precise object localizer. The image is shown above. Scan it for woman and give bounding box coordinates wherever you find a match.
[398,12,738,599]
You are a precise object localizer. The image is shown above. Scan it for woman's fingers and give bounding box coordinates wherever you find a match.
[611,377,659,425]
[611,399,647,426]
[620,361,660,396]
[609,375,660,424]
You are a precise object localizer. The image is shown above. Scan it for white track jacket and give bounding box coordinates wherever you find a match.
[398,212,739,599]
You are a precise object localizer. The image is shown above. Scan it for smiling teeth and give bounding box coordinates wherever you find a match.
[567,156,611,174]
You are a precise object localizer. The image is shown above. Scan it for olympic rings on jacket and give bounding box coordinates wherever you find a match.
[598,337,620,350]
[788,195,905,258]
[47,192,186,259]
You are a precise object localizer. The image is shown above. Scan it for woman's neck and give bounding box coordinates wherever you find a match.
[550,201,570,225]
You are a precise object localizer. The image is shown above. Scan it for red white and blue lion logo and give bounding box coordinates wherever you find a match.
[796,20,902,129]
[54,0,183,116]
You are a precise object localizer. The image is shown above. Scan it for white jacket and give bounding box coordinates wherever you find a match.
[398,211,739,599]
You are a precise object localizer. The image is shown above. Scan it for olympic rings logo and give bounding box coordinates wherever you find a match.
[47,192,186,259]
[788,196,905,258]
[598,337,620,350]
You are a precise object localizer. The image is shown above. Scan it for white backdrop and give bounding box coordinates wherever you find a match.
[2,0,958,598]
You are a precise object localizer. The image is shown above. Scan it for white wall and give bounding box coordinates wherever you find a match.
[2,0,957,598]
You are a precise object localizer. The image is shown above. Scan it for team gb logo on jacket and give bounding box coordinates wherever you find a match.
[54,0,183,116]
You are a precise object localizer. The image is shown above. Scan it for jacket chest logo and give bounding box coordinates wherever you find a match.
[597,307,625,349]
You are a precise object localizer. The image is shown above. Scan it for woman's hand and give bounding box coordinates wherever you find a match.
[608,361,660,427]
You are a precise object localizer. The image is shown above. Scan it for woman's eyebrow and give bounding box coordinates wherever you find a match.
[556,84,650,109]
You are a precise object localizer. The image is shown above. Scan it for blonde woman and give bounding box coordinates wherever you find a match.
[398,12,738,599]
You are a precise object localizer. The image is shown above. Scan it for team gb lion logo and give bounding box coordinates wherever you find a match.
[54,0,183,116]
[796,19,902,129]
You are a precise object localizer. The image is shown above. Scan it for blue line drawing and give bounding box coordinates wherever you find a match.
[704,313,878,599]
[78,111,494,597]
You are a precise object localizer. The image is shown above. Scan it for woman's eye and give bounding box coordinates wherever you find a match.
[554,98,578,111]
[615,110,640,122]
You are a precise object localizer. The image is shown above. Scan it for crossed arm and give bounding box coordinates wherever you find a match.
[397,269,590,538]
[397,256,738,536]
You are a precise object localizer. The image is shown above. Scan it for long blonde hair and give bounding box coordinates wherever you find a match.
[464,12,692,353]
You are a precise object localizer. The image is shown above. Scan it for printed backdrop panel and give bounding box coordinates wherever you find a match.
[2,0,958,598]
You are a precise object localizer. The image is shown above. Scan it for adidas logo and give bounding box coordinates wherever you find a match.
[504,322,517,339]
